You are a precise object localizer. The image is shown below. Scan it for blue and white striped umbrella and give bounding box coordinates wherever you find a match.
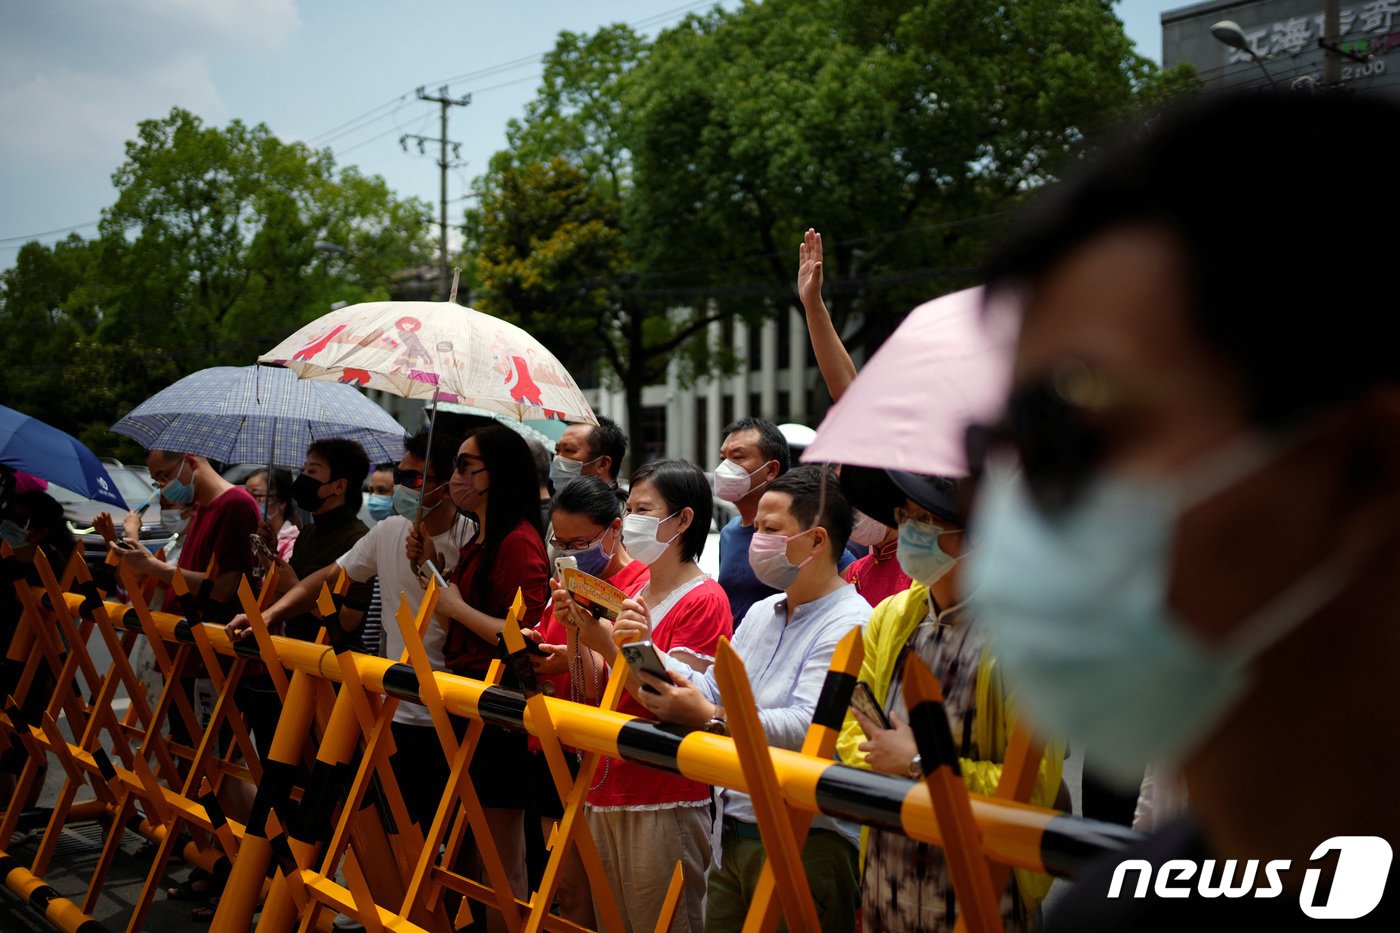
[112,365,406,469]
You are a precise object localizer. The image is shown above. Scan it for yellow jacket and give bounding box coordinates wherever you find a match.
[834,582,1063,909]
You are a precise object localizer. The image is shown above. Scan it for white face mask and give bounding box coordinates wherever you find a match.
[160,508,189,534]
[550,454,602,494]
[848,510,889,547]
[621,510,681,565]
[712,459,770,503]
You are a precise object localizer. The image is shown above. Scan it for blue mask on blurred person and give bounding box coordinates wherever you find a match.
[966,440,1347,791]
[895,518,959,585]
[1,519,30,549]
[367,494,394,522]
[161,460,195,506]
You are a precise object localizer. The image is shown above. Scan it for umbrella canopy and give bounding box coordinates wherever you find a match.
[1,404,128,509]
[258,300,597,425]
[112,365,407,469]
[435,401,557,448]
[802,287,1016,477]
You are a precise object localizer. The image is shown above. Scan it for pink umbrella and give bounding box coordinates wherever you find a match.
[801,287,1017,477]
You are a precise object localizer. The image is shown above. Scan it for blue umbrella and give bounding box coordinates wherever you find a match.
[1,404,129,509]
[111,365,406,470]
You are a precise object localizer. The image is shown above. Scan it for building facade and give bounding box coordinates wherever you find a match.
[1164,0,1400,93]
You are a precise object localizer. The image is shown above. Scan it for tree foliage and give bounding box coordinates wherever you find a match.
[470,0,1194,462]
[1,107,433,457]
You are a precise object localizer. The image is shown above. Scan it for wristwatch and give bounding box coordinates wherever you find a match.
[906,753,923,779]
[701,703,728,735]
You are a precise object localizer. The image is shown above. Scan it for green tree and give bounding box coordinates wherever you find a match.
[0,107,435,458]
[473,0,1194,460]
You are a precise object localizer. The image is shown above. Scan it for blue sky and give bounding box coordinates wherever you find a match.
[0,1,1180,268]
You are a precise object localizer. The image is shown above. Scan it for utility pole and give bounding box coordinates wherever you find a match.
[402,85,469,300]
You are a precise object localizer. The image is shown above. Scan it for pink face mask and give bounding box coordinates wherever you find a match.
[748,527,818,590]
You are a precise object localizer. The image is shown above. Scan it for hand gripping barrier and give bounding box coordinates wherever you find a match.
[1,542,1141,932]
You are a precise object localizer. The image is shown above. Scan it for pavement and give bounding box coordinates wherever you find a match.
[1,765,216,931]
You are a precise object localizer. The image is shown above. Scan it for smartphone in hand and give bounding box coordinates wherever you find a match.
[850,681,892,731]
[619,639,671,695]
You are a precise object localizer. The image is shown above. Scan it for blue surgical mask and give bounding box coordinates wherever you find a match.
[1,519,31,549]
[160,459,195,506]
[367,494,394,522]
[896,518,960,585]
[966,442,1347,790]
[557,528,615,577]
[392,483,445,520]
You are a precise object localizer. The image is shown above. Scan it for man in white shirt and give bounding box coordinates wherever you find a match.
[228,430,473,828]
[627,465,868,932]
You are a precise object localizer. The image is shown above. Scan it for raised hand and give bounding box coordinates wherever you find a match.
[798,227,825,312]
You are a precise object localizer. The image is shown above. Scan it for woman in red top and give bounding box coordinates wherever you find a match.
[525,476,648,927]
[428,424,548,912]
[555,460,731,933]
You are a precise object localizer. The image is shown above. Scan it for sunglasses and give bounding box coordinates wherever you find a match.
[393,467,425,491]
[964,361,1123,515]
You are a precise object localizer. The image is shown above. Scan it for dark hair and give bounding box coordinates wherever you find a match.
[985,91,1400,426]
[248,468,299,527]
[307,438,370,511]
[466,424,546,604]
[587,416,627,482]
[722,417,791,474]
[527,438,552,489]
[6,491,75,559]
[768,465,853,558]
[552,475,622,527]
[629,459,712,563]
[404,429,461,487]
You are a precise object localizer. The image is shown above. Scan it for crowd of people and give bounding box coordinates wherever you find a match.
[4,91,1399,930]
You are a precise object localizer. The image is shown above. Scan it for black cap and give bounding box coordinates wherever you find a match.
[887,470,964,527]
[838,465,904,529]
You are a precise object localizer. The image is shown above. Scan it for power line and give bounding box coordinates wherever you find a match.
[0,219,101,245]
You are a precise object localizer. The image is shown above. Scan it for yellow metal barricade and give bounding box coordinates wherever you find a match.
[1,547,1139,933]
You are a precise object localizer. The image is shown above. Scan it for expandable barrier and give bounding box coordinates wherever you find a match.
[1,541,1139,932]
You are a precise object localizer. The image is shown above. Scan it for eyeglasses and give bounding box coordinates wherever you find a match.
[549,526,608,553]
[964,361,1125,515]
[393,467,425,490]
[454,454,486,475]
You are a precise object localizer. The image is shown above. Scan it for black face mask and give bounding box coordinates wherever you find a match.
[291,473,331,512]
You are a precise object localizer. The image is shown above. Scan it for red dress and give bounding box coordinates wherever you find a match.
[443,518,548,674]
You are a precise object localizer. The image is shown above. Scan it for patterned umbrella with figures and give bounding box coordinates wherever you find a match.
[258,301,597,425]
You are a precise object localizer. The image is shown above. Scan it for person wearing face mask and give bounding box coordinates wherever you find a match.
[971,93,1400,929]
[834,471,1062,932]
[97,449,259,624]
[268,439,374,646]
[545,461,729,933]
[428,424,548,915]
[549,415,627,495]
[244,468,300,561]
[713,417,791,625]
[366,464,396,523]
[516,476,650,929]
[227,431,472,811]
[837,465,912,607]
[627,465,867,932]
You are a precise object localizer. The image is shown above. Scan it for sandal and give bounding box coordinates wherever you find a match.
[167,868,215,901]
